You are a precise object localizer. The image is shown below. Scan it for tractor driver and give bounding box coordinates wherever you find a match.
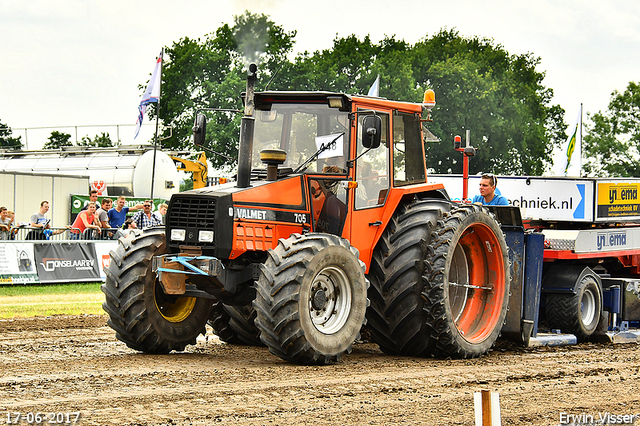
[472,173,509,206]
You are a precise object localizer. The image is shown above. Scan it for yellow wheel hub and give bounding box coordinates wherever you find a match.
[155,291,197,323]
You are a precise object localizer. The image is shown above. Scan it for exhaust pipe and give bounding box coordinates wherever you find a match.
[237,63,257,188]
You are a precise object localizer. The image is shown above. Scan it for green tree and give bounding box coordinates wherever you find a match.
[583,81,640,176]
[412,29,565,175]
[150,11,296,168]
[77,132,116,147]
[43,131,73,149]
[154,19,563,175]
[281,29,564,175]
[0,120,23,149]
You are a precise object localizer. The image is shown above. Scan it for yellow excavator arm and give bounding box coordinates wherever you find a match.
[169,152,208,189]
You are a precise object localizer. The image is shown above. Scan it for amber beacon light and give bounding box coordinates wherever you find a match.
[423,89,436,110]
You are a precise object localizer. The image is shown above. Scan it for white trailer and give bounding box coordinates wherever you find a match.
[0,145,183,199]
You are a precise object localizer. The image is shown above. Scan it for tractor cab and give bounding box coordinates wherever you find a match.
[238,90,438,262]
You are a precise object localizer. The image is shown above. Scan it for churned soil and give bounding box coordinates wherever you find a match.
[0,315,638,426]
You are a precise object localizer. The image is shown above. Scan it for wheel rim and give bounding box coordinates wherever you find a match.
[154,281,197,323]
[581,286,597,326]
[308,266,352,334]
[447,221,506,343]
[449,244,470,323]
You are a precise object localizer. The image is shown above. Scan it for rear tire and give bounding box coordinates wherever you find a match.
[423,204,510,358]
[208,302,263,346]
[208,301,240,344]
[101,229,211,353]
[253,233,368,365]
[545,271,602,341]
[366,200,452,356]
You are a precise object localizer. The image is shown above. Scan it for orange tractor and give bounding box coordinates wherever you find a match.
[102,65,511,365]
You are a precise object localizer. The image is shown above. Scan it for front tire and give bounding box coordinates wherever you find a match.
[102,229,211,353]
[253,233,368,365]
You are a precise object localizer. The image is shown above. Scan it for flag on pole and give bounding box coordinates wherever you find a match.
[134,50,163,139]
[367,75,380,97]
[562,108,581,176]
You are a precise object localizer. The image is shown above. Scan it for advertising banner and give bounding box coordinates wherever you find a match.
[428,175,594,222]
[0,242,39,285]
[595,181,640,221]
[93,241,119,280]
[71,195,166,215]
[33,243,101,283]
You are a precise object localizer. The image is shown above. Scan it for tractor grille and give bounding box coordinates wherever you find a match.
[168,197,217,228]
[167,196,217,248]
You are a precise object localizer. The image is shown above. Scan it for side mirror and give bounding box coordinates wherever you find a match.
[193,114,207,146]
[362,115,381,149]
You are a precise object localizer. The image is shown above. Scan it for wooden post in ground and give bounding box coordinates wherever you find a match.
[474,390,501,426]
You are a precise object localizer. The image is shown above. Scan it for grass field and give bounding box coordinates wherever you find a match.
[0,283,106,318]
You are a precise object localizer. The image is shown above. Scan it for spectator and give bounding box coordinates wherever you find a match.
[96,198,112,228]
[27,201,51,240]
[114,218,138,240]
[154,203,168,225]
[132,200,162,229]
[0,207,11,240]
[81,190,101,211]
[71,202,101,239]
[108,196,143,229]
[7,210,17,239]
[124,218,137,229]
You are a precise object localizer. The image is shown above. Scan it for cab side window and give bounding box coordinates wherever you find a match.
[355,112,390,209]
[393,112,426,186]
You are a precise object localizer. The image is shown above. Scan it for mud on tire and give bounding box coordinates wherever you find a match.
[101,229,211,353]
[253,233,369,365]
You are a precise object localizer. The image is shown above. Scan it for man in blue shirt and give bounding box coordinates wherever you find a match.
[472,173,509,206]
[108,196,144,228]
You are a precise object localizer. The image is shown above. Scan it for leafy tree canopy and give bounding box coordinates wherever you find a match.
[0,120,23,150]
[150,14,565,175]
[43,131,73,149]
[154,11,295,168]
[583,81,640,177]
[77,132,117,148]
[43,131,116,149]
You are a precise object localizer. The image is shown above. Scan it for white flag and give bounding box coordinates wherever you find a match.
[134,50,163,139]
[367,75,380,97]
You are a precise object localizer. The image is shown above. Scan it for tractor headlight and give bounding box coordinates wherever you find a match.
[199,230,214,243]
[171,229,186,242]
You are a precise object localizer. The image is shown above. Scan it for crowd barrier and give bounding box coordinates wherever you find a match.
[0,239,122,285]
[10,226,123,241]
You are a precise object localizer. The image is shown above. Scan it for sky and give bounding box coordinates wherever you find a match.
[1,0,639,173]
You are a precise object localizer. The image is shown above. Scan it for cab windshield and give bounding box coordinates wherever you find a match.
[252,103,350,174]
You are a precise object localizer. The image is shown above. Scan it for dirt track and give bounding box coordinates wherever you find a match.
[0,315,639,426]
